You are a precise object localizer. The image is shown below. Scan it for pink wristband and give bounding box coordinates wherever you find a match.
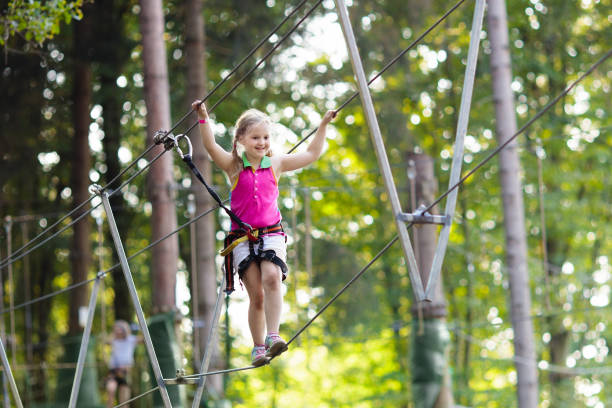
[199,119,207,124]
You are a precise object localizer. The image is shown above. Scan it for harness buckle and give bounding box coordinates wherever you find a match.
[246,228,259,242]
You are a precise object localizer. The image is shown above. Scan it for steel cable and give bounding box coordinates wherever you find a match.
[0,0,314,269]
[4,6,610,400]
[0,0,471,330]
[163,44,612,386]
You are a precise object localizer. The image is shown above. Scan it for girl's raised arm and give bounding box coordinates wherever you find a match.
[278,110,336,173]
[192,100,235,174]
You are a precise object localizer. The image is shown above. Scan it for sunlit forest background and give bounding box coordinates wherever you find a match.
[0,0,611,407]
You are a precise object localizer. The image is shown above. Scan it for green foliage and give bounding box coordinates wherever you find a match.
[1,0,611,406]
[226,329,410,407]
[0,0,84,46]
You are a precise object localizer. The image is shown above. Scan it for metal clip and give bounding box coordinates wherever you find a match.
[174,134,193,160]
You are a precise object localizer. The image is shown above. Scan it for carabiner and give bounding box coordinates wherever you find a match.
[174,134,193,160]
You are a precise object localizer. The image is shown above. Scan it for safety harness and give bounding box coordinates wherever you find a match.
[165,132,283,294]
[221,222,284,293]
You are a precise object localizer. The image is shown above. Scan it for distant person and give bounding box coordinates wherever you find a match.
[105,320,138,407]
[192,100,335,366]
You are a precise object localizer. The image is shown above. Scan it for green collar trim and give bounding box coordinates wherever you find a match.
[242,153,272,169]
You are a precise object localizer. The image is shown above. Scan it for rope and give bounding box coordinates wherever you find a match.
[0,147,168,270]
[112,386,160,408]
[164,46,612,384]
[177,0,465,228]
[174,0,312,134]
[186,0,325,135]
[0,0,313,270]
[173,235,399,383]
[426,46,612,214]
[2,10,609,407]
[286,236,398,346]
[289,0,468,153]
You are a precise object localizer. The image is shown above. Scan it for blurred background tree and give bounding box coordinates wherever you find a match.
[0,0,610,406]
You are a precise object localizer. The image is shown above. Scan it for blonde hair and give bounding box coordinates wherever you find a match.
[114,320,130,338]
[229,109,272,177]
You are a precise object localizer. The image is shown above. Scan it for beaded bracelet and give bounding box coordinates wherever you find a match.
[199,119,207,124]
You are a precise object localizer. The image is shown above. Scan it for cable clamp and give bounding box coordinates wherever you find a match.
[162,132,179,152]
[89,184,104,196]
[397,204,450,225]
[164,369,199,385]
[153,129,169,145]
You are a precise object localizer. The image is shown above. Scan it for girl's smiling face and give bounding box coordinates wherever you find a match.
[113,324,127,339]
[239,121,271,164]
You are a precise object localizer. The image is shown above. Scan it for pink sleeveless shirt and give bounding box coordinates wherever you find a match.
[230,154,282,231]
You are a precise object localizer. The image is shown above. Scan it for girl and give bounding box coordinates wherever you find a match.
[105,320,139,407]
[192,100,335,366]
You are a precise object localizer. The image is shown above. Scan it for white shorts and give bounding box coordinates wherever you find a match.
[232,234,288,279]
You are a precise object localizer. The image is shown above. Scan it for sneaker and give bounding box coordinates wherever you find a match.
[265,333,288,358]
[251,345,268,367]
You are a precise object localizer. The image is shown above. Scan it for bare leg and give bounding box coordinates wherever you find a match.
[106,378,118,408]
[242,262,266,345]
[118,384,131,406]
[260,261,283,333]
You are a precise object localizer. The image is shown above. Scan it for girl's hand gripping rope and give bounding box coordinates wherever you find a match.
[321,110,337,126]
[192,99,209,122]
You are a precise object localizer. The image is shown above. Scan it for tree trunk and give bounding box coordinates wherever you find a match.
[96,0,134,323]
[183,0,225,397]
[545,245,571,404]
[406,0,431,27]
[20,222,34,368]
[458,197,474,407]
[139,0,179,312]
[33,246,57,404]
[68,11,93,335]
[408,153,454,408]
[487,1,539,406]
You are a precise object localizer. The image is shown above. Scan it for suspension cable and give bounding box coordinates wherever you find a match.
[174,235,399,382]
[163,46,612,383]
[1,0,461,271]
[184,0,325,135]
[289,0,468,153]
[0,0,314,268]
[2,0,330,309]
[426,47,612,213]
[0,0,527,322]
[0,148,169,270]
[113,386,160,408]
[3,10,610,399]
